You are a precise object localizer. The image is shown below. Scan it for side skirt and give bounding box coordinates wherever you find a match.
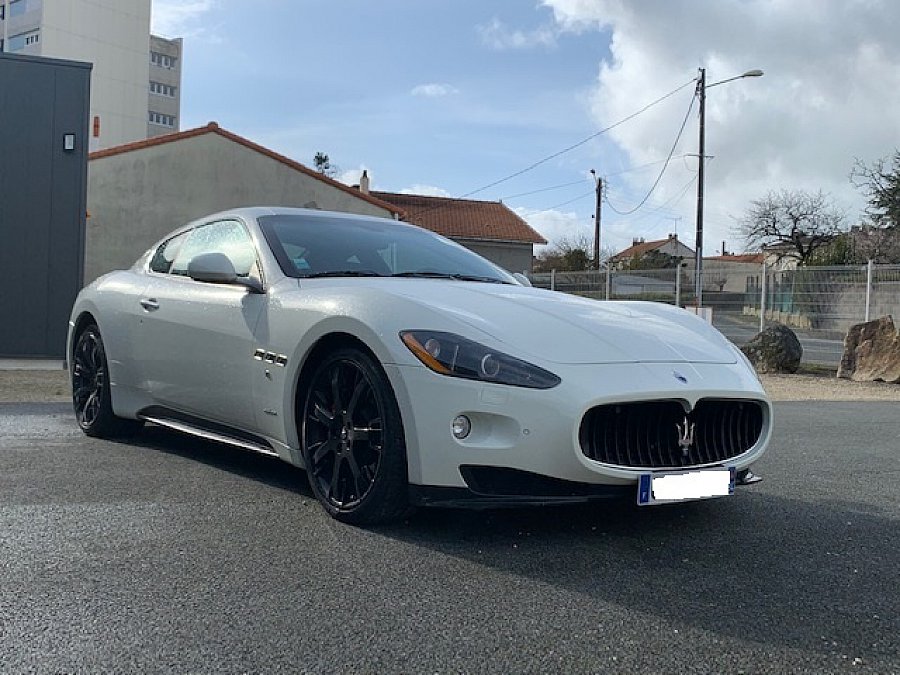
[137,405,281,458]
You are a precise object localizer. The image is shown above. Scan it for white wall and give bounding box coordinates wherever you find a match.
[40,0,151,149]
[86,132,397,284]
[456,239,535,273]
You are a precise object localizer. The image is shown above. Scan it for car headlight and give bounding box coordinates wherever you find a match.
[400,330,560,389]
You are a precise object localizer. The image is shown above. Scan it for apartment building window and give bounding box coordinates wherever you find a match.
[150,81,177,98]
[7,29,38,51]
[150,51,176,69]
[149,111,176,128]
[0,5,5,20]
[10,0,27,18]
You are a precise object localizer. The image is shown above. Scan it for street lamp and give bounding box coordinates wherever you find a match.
[694,68,763,307]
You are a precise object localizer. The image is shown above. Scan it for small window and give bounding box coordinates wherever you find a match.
[148,111,175,127]
[149,231,189,274]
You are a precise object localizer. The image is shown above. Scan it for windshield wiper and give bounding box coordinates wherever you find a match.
[301,270,387,278]
[391,271,509,284]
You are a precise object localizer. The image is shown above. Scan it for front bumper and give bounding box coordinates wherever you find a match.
[385,360,772,491]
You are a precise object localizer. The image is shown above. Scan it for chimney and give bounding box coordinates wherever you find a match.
[359,169,370,195]
[668,233,676,240]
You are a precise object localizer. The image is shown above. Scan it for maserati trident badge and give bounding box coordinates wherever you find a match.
[676,416,695,456]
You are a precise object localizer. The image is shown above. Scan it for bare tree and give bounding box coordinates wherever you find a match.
[738,189,846,266]
[848,224,900,263]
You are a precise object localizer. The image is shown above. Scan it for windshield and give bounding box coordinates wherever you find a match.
[258,214,516,284]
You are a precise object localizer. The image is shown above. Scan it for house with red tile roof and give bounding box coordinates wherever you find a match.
[369,187,547,273]
[85,122,403,283]
[702,252,766,292]
[704,253,765,264]
[609,234,694,269]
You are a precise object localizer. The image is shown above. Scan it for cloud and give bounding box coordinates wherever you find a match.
[410,83,460,98]
[513,207,590,253]
[477,18,557,50]
[541,0,900,251]
[399,185,453,197]
[151,0,217,39]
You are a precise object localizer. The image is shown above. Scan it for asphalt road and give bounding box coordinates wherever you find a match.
[714,313,845,367]
[1,402,897,674]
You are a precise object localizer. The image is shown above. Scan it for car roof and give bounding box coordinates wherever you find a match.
[205,206,400,225]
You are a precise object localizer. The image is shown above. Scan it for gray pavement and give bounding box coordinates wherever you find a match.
[0,402,898,674]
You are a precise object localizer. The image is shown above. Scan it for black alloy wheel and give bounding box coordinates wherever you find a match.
[72,324,142,438]
[301,347,409,524]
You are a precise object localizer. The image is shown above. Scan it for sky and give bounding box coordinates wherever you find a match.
[151,0,900,258]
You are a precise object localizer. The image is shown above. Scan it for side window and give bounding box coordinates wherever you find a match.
[149,231,189,274]
[170,220,261,281]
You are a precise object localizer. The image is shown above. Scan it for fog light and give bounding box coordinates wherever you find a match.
[452,415,471,439]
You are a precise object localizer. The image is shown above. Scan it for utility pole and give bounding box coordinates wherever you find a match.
[590,169,602,271]
[694,67,707,307]
[694,66,763,308]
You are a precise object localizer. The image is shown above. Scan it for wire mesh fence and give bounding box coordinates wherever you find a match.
[529,263,900,366]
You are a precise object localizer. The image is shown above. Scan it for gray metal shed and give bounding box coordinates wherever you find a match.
[0,52,91,358]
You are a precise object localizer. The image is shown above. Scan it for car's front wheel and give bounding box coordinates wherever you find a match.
[72,324,143,438]
[301,347,410,525]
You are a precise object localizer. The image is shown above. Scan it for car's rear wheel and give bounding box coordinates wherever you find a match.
[301,347,409,525]
[72,324,143,438]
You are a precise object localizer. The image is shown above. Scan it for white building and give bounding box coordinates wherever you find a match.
[1,0,180,150]
[148,33,182,138]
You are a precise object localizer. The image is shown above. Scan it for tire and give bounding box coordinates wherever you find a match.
[300,347,410,525]
[72,324,143,438]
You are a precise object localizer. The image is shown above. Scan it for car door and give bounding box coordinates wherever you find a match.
[136,218,266,431]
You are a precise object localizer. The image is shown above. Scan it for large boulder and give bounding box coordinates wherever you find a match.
[837,316,900,383]
[740,323,802,374]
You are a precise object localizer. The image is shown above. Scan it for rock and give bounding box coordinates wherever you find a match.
[741,323,802,374]
[837,316,900,383]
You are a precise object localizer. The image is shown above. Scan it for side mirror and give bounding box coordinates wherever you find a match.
[187,252,266,293]
[188,252,238,284]
[513,272,532,287]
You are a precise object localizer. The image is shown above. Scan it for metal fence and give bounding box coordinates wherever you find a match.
[529,263,900,366]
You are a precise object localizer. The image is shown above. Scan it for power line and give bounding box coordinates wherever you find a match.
[607,174,699,222]
[521,190,597,217]
[605,154,692,179]
[459,78,697,200]
[501,179,587,200]
[499,155,693,203]
[404,77,697,222]
[604,92,696,216]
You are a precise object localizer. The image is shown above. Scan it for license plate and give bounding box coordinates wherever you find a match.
[637,467,735,505]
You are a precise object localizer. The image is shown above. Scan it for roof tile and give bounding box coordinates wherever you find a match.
[370,192,546,244]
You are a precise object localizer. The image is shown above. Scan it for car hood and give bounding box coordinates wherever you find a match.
[371,280,737,365]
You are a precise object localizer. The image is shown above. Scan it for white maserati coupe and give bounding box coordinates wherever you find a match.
[68,207,772,524]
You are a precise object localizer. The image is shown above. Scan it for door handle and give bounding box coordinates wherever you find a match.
[139,298,160,311]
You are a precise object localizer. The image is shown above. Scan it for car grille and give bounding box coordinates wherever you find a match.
[579,399,765,469]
